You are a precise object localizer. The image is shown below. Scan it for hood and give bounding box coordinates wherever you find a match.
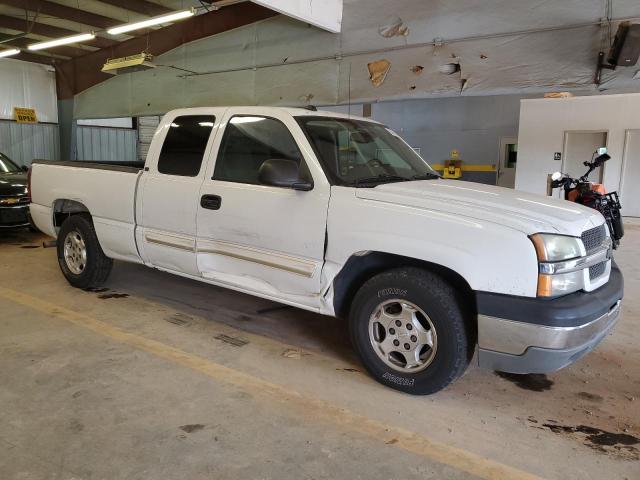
[0,171,28,197]
[354,179,604,236]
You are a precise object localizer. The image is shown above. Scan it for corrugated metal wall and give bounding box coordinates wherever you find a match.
[76,126,137,162]
[0,120,59,166]
[137,116,160,162]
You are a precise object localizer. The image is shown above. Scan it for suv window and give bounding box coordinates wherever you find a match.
[214,116,305,185]
[157,115,215,176]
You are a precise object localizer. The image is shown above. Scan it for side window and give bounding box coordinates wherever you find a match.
[157,115,215,177]
[214,116,306,185]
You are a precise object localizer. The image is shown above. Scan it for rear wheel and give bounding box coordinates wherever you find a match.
[349,267,473,395]
[57,215,113,289]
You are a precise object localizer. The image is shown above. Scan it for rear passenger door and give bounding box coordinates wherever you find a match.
[196,109,330,300]
[138,110,224,276]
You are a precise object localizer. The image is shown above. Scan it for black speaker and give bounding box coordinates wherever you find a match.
[608,22,640,66]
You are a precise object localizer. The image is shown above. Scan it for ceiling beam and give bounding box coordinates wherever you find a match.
[10,51,59,64]
[55,2,279,99]
[0,33,89,57]
[0,14,117,48]
[95,0,172,17]
[0,0,122,30]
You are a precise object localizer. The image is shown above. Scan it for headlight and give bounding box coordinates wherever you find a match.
[530,234,585,297]
[530,234,583,262]
[537,271,584,297]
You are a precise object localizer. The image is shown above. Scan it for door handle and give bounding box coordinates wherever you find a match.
[201,194,222,210]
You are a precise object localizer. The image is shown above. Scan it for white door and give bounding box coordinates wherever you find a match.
[497,137,518,188]
[138,111,223,276]
[621,129,640,217]
[196,110,330,299]
[562,131,608,183]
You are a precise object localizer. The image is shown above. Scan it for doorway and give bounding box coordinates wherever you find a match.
[621,129,640,217]
[497,136,518,188]
[562,131,608,184]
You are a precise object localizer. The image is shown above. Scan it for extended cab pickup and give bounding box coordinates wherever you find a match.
[30,107,624,394]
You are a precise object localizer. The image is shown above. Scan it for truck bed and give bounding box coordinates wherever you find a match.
[30,159,143,263]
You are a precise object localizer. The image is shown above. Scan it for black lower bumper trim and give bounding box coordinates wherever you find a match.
[476,262,623,328]
[0,205,29,227]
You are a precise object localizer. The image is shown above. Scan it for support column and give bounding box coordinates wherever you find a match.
[57,98,77,161]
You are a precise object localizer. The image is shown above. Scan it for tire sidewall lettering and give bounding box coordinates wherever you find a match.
[377,287,408,298]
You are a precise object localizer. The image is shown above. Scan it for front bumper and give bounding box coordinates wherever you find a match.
[476,263,624,374]
[0,204,30,228]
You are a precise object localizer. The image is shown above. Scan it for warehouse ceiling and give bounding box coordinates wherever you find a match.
[2,0,639,114]
[0,0,273,65]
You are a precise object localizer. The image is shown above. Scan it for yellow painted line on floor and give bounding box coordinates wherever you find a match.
[0,286,544,480]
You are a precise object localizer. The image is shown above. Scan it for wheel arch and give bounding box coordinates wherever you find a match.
[52,199,91,233]
[332,251,477,321]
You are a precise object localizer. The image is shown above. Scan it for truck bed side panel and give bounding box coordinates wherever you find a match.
[30,162,142,263]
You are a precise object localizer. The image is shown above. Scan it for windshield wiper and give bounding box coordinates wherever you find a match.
[412,172,440,180]
[350,174,409,186]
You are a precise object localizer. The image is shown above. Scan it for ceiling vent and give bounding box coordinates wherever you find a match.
[101,52,155,75]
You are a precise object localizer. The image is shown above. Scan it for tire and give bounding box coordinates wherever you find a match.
[349,267,474,395]
[57,214,113,289]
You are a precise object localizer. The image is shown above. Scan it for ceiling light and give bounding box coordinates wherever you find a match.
[107,9,195,36]
[28,33,95,51]
[0,48,20,58]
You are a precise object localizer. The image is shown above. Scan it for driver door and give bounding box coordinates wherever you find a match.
[196,109,330,300]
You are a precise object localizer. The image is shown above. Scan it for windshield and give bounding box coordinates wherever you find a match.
[296,116,438,186]
[0,153,21,173]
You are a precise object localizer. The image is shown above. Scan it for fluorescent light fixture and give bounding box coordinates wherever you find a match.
[0,48,20,58]
[28,33,95,51]
[199,122,214,127]
[107,9,195,35]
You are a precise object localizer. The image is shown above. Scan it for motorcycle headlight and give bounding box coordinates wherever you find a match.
[530,234,585,297]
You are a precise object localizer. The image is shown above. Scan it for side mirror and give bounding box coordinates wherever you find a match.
[21,165,29,172]
[551,171,563,181]
[259,159,313,191]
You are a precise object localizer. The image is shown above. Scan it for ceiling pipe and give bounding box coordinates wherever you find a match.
[0,32,27,44]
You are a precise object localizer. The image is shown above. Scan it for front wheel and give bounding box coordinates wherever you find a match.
[349,267,474,395]
[57,214,113,289]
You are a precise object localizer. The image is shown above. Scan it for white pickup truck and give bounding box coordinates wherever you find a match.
[30,107,624,394]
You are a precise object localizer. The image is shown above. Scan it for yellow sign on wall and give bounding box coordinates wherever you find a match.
[14,108,38,124]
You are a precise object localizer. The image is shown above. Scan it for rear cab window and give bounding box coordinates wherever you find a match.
[157,115,215,177]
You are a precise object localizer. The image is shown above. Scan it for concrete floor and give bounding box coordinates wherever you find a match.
[0,222,639,480]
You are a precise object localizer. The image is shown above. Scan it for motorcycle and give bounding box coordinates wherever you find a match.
[551,151,624,249]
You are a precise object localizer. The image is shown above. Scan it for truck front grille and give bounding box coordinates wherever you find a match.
[581,225,606,254]
[589,262,606,280]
